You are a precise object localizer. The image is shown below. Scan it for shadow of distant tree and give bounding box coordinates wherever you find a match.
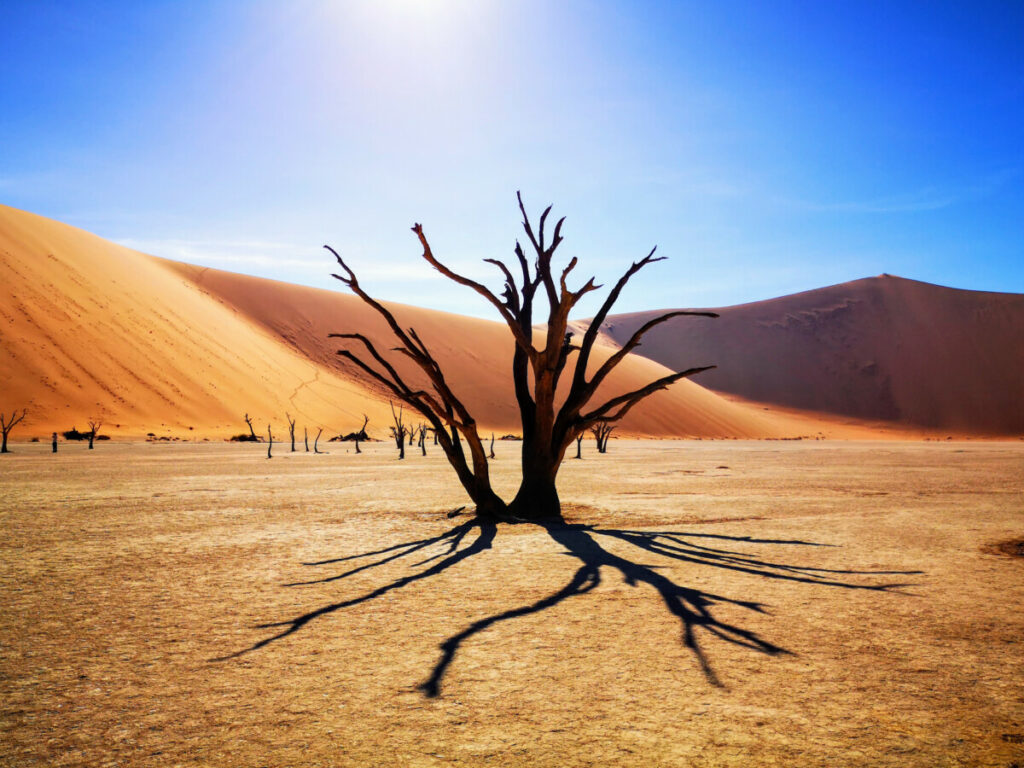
[215,518,921,697]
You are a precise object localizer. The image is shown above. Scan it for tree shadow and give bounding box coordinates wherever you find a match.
[214,517,922,697]
[212,518,495,661]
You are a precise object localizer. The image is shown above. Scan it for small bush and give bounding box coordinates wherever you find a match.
[329,431,372,443]
[229,434,261,442]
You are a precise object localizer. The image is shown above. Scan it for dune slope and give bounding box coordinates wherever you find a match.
[594,276,1024,434]
[0,204,396,438]
[1,204,799,439]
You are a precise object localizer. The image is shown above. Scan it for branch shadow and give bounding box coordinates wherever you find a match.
[420,522,921,696]
[214,517,922,698]
[211,518,495,661]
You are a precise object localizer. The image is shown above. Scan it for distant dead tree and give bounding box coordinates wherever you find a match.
[389,402,406,460]
[304,427,309,452]
[52,432,58,454]
[1,409,28,453]
[87,418,103,450]
[244,413,258,441]
[286,413,297,452]
[354,414,369,454]
[416,424,429,456]
[327,193,717,520]
[574,433,584,459]
[591,424,615,454]
[267,425,273,459]
[489,433,496,460]
[314,427,325,454]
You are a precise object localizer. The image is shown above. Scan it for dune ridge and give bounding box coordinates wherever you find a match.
[1,203,812,440]
[593,276,1024,435]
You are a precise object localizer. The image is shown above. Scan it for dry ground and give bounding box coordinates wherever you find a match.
[1,439,1022,767]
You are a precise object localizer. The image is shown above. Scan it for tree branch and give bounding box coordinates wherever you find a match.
[408,227,535,358]
[570,247,666,394]
[580,365,716,426]
[583,309,719,398]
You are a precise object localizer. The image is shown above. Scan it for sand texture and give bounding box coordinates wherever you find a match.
[592,276,1024,435]
[2,439,1023,767]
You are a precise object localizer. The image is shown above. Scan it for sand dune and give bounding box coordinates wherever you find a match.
[0,204,398,439]
[593,276,1024,435]
[0,204,809,440]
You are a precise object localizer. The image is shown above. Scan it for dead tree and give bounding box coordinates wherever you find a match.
[244,413,258,441]
[87,418,103,450]
[1,409,28,453]
[287,413,297,452]
[267,425,273,459]
[574,433,584,459]
[591,423,615,454]
[355,414,369,454]
[489,433,496,460]
[314,427,325,454]
[417,424,429,456]
[389,402,406,460]
[304,427,309,452]
[327,193,717,520]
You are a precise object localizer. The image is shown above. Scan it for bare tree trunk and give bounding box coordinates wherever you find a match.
[244,413,258,441]
[575,434,583,459]
[304,427,309,452]
[314,427,324,454]
[52,432,58,454]
[267,425,273,459]
[87,419,102,450]
[355,414,368,454]
[390,402,406,460]
[287,413,296,452]
[509,443,561,519]
[0,410,21,453]
[591,424,614,454]
[489,433,495,459]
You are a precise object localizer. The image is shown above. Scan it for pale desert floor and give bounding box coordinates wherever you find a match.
[2,439,1023,767]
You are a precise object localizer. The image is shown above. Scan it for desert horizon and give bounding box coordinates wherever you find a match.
[3,203,1022,444]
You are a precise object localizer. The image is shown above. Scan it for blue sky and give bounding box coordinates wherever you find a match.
[2,0,1022,317]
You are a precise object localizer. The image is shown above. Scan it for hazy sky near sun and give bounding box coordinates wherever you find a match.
[2,0,1022,317]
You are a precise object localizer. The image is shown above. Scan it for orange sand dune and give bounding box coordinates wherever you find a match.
[1,203,818,440]
[0,204,398,439]
[593,276,1024,435]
